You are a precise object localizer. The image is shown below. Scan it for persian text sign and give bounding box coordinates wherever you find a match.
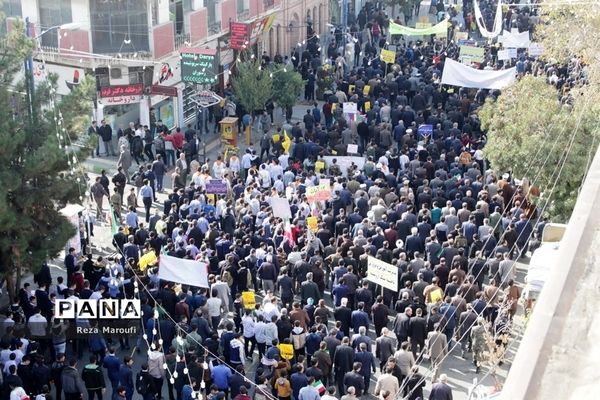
[100,84,143,98]
[367,256,398,291]
[205,179,228,194]
[180,47,218,84]
[306,183,330,203]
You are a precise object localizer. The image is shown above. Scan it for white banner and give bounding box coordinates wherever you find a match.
[441,59,516,89]
[499,30,530,48]
[322,156,366,177]
[367,256,398,291]
[158,254,209,288]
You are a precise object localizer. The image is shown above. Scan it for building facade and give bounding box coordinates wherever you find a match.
[5,0,328,129]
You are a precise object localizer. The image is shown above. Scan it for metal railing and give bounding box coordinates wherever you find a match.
[175,32,191,49]
[237,9,250,21]
[208,21,221,35]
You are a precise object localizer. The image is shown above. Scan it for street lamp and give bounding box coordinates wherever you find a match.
[35,22,82,39]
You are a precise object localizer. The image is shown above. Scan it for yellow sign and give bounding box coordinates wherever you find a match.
[278,343,294,360]
[139,251,157,272]
[364,101,371,112]
[363,85,371,96]
[223,125,233,140]
[380,49,396,64]
[348,84,356,93]
[332,103,337,112]
[307,216,318,232]
[242,291,256,309]
[315,160,325,173]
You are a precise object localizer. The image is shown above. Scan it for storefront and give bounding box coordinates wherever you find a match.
[148,58,183,130]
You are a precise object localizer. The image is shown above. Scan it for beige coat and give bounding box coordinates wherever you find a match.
[427,331,448,364]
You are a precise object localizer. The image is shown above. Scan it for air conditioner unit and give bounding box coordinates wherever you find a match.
[109,66,128,85]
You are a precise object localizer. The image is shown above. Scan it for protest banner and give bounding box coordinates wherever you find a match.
[278,343,294,359]
[418,124,433,139]
[307,216,318,232]
[498,49,510,60]
[138,251,157,272]
[159,255,209,288]
[367,256,398,291]
[242,291,256,309]
[271,198,292,219]
[459,45,485,64]
[347,144,359,154]
[343,102,358,114]
[205,179,228,194]
[380,49,396,64]
[322,156,365,177]
[306,183,330,203]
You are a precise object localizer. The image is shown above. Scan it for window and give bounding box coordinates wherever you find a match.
[169,0,184,34]
[237,0,249,15]
[91,0,150,54]
[2,0,22,18]
[39,0,72,48]
[206,0,220,34]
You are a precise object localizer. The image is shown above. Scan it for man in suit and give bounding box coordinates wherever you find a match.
[429,374,453,400]
[333,337,355,396]
[343,362,365,397]
[300,272,321,305]
[427,324,448,384]
[375,328,396,370]
[175,153,189,184]
[334,298,352,337]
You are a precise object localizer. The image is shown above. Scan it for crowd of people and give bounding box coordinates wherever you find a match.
[0,2,564,400]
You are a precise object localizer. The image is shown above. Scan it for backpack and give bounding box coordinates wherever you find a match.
[136,372,148,395]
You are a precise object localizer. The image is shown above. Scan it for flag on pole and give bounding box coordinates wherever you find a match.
[107,205,120,235]
[282,130,292,154]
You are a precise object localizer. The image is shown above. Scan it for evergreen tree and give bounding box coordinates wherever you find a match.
[0,18,93,301]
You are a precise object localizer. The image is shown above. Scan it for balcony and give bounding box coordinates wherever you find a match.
[208,21,221,35]
[175,32,191,50]
[237,9,250,21]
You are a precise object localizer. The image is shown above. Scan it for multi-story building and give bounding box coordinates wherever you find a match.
[4,0,328,130]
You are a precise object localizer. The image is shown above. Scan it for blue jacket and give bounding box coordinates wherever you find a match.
[102,354,121,382]
[290,372,308,400]
[351,310,370,334]
[305,333,322,355]
[211,364,232,390]
[118,364,133,389]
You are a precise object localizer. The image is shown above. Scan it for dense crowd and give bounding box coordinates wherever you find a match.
[0,2,562,400]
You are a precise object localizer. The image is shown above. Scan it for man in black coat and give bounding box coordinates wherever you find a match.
[99,119,115,156]
[333,337,355,396]
[408,308,428,359]
[333,299,352,337]
[343,362,365,396]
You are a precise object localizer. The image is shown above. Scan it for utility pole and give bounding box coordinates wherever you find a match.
[24,17,35,122]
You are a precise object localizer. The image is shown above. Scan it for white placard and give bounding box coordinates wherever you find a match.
[322,156,366,177]
[347,144,359,154]
[343,102,358,114]
[528,42,543,56]
[271,197,292,219]
[508,48,518,58]
[158,255,209,288]
[367,256,398,291]
[498,49,510,61]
